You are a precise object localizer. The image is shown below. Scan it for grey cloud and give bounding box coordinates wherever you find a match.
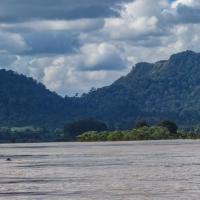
[176,5,200,23]
[0,31,27,54]
[0,54,18,67]
[0,0,132,22]
[164,4,200,25]
[22,31,80,55]
[0,18,105,56]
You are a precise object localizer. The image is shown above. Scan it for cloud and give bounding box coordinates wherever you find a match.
[101,0,170,43]
[0,55,18,67]
[22,31,80,55]
[0,19,105,32]
[0,18,105,56]
[42,61,127,96]
[174,5,200,23]
[171,0,200,8]
[6,42,128,96]
[78,43,127,70]
[0,0,132,22]
[1,0,200,96]
[0,31,27,54]
[164,0,200,23]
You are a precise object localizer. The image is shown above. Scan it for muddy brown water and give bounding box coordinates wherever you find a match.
[0,140,200,199]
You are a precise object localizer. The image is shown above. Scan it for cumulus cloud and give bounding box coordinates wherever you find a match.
[6,42,128,96]
[78,43,127,70]
[1,0,200,96]
[42,63,127,96]
[103,0,162,40]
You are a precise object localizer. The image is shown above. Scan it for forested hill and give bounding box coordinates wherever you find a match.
[78,50,200,129]
[1,50,200,129]
[0,69,72,127]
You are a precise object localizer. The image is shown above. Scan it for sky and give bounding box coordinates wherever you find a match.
[0,0,200,96]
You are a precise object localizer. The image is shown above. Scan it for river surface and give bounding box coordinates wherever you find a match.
[0,140,200,199]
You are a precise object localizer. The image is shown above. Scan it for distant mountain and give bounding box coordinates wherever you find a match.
[1,50,200,129]
[76,50,200,129]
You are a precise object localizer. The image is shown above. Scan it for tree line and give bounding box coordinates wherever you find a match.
[77,120,200,142]
[0,119,200,143]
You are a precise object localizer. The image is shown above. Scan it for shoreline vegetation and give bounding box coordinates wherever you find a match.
[1,120,200,143]
[0,126,64,143]
[77,120,200,142]
[77,127,200,142]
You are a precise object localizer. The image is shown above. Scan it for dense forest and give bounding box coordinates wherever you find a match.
[0,69,74,127]
[1,51,200,134]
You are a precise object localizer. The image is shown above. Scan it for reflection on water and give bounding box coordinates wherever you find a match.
[0,140,200,199]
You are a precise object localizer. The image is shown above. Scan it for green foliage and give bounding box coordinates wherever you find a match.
[78,126,173,142]
[130,126,171,140]
[107,131,125,141]
[78,119,200,142]
[149,126,171,140]
[77,131,99,142]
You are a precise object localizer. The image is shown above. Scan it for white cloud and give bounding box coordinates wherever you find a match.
[6,42,128,96]
[171,0,200,8]
[104,16,159,40]
[103,0,167,40]
[120,0,166,18]
[1,0,200,96]
[79,43,127,70]
[41,54,128,96]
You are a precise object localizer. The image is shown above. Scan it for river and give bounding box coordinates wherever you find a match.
[0,140,200,199]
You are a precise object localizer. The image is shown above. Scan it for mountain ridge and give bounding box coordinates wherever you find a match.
[0,50,200,129]
[78,50,200,128]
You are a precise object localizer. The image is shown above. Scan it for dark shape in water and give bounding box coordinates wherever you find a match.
[6,158,11,161]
